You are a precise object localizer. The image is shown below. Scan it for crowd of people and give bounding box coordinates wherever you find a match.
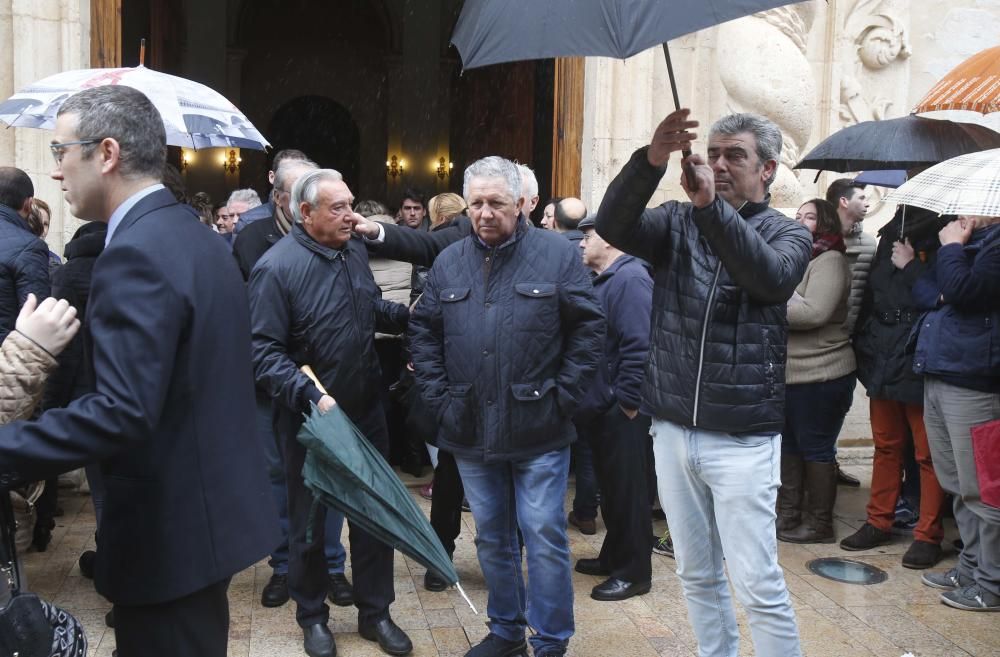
[0,84,998,657]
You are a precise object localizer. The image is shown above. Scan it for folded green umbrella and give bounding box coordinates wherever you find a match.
[295,372,476,613]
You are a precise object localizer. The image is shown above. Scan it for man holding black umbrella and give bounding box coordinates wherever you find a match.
[597,108,811,657]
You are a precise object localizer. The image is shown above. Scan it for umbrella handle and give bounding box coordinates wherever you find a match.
[661,44,698,192]
[301,365,330,396]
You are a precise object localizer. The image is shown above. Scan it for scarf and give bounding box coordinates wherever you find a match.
[811,232,846,260]
[274,202,292,236]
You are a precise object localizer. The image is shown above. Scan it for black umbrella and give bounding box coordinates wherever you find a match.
[794,115,1000,172]
[451,0,811,185]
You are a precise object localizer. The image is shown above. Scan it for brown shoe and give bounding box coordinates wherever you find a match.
[567,511,596,535]
[902,540,943,569]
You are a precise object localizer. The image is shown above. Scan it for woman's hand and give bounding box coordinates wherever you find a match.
[891,239,915,270]
[15,294,80,356]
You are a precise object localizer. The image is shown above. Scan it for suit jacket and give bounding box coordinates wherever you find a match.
[0,188,279,605]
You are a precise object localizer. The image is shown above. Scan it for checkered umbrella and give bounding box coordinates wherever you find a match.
[885,148,1000,216]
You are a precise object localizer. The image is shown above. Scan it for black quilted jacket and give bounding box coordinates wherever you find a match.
[596,148,811,434]
[0,204,50,341]
[408,220,604,461]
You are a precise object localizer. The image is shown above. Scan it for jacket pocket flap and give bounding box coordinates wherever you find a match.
[441,287,471,302]
[510,379,556,401]
[514,283,556,298]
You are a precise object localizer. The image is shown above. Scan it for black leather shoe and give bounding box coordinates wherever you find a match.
[590,577,652,601]
[358,617,412,656]
[328,573,354,607]
[105,608,114,628]
[574,558,609,577]
[424,569,448,592]
[303,623,336,657]
[79,550,96,579]
[465,633,528,657]
[261,572,290,607]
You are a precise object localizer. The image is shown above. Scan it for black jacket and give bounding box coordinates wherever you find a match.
[369,215,474,266]
[854,208,943,405]
[0,188,279,606]
[232,212,283,281]
[0,204,50,341]
[41,222,106,409]
[408,219,604,462]
[577,255,653,417]
[596,148,812,435]
[249,225,409,420]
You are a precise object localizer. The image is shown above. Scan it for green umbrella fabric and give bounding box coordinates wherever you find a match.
[297,403,477,612]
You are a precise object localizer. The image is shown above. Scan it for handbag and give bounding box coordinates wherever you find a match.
[0,491,54,657]
[971,418,1000,509]
[9,481,45,553]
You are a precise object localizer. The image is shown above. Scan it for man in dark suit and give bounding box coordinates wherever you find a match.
[0,85,279,657]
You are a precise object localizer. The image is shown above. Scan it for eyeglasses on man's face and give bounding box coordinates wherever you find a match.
[50,138,102,165]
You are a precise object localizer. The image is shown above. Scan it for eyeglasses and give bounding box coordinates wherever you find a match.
[50,139,102,165]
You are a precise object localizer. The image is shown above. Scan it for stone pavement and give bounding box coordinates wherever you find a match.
[22,465,1000,657]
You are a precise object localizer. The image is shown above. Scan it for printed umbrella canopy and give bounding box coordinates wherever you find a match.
[913,45,1000,132]
[885,148,1000,217]
[0,64,269,150]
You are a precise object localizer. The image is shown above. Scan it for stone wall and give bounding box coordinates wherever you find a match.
[0,0,88,253]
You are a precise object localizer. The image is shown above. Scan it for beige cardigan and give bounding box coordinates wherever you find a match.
[786,250,857,385]
[0,330,57,424]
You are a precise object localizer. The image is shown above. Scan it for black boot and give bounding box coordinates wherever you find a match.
[776,454,804,532]
[778,461,837,544]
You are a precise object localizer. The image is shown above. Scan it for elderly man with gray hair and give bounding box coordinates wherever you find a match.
[409,156,604,657]
[596,110,811,657]
[248,169,412,657]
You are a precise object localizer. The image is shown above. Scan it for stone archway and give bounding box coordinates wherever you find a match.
[268,96,361,191]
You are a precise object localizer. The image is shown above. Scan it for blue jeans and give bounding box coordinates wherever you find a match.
[456,448,574,656]
[651,420,801,657]
[255,396,346,574]
[783,374,856,463]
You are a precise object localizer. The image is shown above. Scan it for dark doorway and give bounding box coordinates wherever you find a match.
[267,96,361,192]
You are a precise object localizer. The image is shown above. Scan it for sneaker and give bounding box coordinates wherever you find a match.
[652,530,674,558]
[839,522,892,551]
[465,632,528,657]
[922,567,974,591]
[892,498,919,535]
[902,540,942,569]
[940,584,1000,612]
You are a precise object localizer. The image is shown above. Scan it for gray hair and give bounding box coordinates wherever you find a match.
[709,113,783,188]
[273,158,318,192]
[463,156,521,202]
[290,168,344,223]
[57,86,166,180]
[226,188,262,208]
[517,164,538,200]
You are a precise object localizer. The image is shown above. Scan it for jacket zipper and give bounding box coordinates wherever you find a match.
[692,261,722,427]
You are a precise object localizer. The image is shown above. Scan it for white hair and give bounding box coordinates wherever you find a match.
[463,156,521,202]
[226,188,261,208]
[290,168,344,223]
[517,164,538,199]
[273,158,318,192]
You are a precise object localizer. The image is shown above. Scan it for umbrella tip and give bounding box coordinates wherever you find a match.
[139,38,146,67]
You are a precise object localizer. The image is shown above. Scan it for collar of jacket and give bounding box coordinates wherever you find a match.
[472,215,529,250]
[292,222,352,260]
[0,203,31,233]
[64,229,107,260]
[594,253,646,284]
[736,195,771,220]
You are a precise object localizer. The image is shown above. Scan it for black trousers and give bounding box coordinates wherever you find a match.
[580,406,653,584]
[429,449,464,556]
[114,578,231,657]
[282,402,395,628]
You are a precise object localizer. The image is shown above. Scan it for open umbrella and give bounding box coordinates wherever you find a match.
[885,148,1000,217]
[295,367,476,613]
[0,43,268,151]
[853,170,907,189]
[913,45,1000,132]
[451,0,811,185]
[794,114,1000,173]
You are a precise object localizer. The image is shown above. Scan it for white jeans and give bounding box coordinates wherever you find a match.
[651,419,801,657]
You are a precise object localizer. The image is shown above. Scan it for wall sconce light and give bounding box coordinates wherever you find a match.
[180,149,191,171]
[222,149,241,175]
[436,157,454,180]
[386,155,404,179]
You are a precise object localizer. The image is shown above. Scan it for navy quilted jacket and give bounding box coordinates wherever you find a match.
[0,204,50,341]
[596,148,811,434]
[408,219,604,462]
